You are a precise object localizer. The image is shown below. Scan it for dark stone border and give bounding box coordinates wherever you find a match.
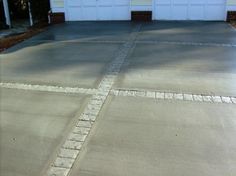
[49,12,65,24]
[131,11,152,21]
[227,11,236,22]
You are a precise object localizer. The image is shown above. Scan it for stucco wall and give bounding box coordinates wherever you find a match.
[228,0,236,5]
[50,0,236,13]
[227,0,236,10]
[50,0,65,12]
[131,0,152,6]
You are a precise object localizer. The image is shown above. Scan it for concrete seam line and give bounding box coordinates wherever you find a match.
[22,40,127,44]
[61,40,127,44]
[136,41,236,47]
[46,23,142,176]
[0,82,97,95]
[110,89,236,104]
[228,23,236,32]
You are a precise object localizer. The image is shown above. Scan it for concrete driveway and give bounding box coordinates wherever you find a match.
[0,21,236,176]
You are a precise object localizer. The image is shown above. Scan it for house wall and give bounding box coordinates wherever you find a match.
[49,0,154,12]
[131,0,152,11]
[50,0,65,12]
[227,0,236,10]
[49,0,236,18]
[131,0,152,6]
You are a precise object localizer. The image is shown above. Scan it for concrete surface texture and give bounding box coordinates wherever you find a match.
[27,22,136,42]
[114,43,236,96]
[0,88,89,176]
[0,21,236,176]
[70,96,236,176]
[137,21,236,44]
[0,42,122,88]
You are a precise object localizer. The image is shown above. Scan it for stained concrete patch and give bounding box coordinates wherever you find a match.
[114,43,236,96]
[69,96,236,176]
[0,42,122,88]
[0,88,89,176]
[138,21,236,45]
[27,22,135,42]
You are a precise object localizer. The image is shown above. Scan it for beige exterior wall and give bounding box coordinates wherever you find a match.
[228,0,236,5]
[51,0,153,7]
[50,0,236,14]
[51,0,64,8]
[131,0,152,6]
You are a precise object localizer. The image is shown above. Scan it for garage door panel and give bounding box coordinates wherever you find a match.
[189,0,205,5]
[154,0,226,21]
[113,6,130,20]
[155,0,171,5]
[68,7,83,21]
[68,0,82,6]
[173,0,188,5]
[97,7,113,20]
[66,0,226,21]
[82,7,97,20]
[172,5,188,20]
[155,5,172,20]
[66,0,130,21]
[207,0,225,5]
[114,0,130,5]
[189,5,205,20]
[82,0,97,6]
[98,0,113,6]
[205,5,225,20]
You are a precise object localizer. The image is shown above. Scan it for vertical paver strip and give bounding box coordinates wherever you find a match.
[46,24,142,176]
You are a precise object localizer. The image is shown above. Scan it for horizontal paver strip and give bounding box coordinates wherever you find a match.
[111,89,236,104]
[0,82,96,95]
[136,41,236,47]
[1,82,235,104]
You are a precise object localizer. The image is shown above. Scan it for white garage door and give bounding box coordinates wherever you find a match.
[154,0,226,21]
[66,0,130,21]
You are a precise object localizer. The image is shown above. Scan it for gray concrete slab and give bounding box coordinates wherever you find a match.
[27,22,136,42]
[0,42,122,88]
[0,88,89,176]
[1,21,236,176]
[69,96,236,176]
[138,21,236,45]
[114,43,236,96]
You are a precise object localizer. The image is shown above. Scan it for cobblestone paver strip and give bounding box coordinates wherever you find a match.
[136,41,236,47]
[46,24,142,176]
[0,82,96,95]
[110,89,236,104]
[1,82,235,105]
